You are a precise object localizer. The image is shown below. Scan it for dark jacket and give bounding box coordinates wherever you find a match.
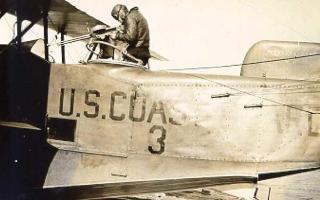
[117,7,150,48]
[116,7,150,64]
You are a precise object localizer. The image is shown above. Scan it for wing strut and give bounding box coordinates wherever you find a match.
[2,0,50,62]
[9,21,37,47]
[60,29,66,63]
[16,0,22,49]
[43,5,49,61]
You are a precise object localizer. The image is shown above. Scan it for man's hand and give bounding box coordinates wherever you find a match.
[108,25,124,40]
[94,34,106,40]
[110,31,118,40]
[116,25,125,33]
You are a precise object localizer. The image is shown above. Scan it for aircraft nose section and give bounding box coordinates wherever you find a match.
[0,45,51,129]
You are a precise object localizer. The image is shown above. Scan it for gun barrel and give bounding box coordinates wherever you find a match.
[92,26,116,34]
[55,34,91,46]
[51,26,117,47]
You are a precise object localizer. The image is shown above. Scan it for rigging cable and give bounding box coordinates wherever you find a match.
[185,73,318,114]
[163,52,320,71]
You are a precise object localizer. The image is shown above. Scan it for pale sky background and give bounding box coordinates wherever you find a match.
[1,0,320,75]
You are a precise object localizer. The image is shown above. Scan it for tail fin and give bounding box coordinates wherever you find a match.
[240,40,320,80]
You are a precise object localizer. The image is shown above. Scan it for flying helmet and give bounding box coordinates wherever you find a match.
[111,4,126,20]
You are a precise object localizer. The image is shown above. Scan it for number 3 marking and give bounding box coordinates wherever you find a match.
[148,125,166,154]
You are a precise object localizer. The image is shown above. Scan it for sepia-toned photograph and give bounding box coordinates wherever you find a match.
[1,0,320,199]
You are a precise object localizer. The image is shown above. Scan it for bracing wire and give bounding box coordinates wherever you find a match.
[163,52,320,71]
[186,73,318,114]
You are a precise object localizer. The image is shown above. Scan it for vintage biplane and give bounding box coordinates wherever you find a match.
[1,0,320,199]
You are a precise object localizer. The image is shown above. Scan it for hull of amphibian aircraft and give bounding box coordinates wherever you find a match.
[44,60,320,186]
[1,41,320,199]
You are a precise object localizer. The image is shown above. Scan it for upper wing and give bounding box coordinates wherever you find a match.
[43,0,107,37]
[1,0,168,61]
[1,0,107,37]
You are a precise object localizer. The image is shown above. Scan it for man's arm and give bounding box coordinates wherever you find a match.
[116,16,138,42]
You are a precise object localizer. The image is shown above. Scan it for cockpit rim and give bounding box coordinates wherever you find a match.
[87,59,145,68]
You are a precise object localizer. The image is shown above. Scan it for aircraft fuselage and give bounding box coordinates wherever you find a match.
[44,62,320,187]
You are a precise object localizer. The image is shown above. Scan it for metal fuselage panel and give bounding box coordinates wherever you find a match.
[45,63,320,186]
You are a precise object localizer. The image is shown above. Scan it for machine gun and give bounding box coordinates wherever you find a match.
[55,25,117,46]
[53,25,143,65]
